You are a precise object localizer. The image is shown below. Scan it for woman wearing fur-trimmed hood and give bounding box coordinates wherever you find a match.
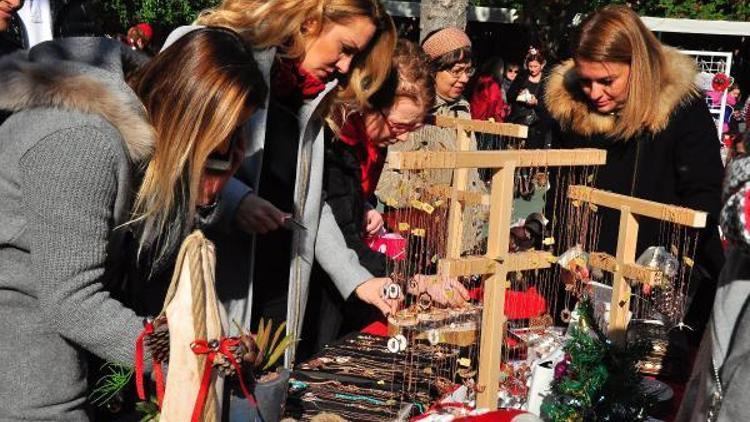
[545,6,724,341]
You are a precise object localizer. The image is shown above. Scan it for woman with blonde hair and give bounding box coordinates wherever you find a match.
[165,0,399,371]
[0,28,266,419]
[545,4,723,352]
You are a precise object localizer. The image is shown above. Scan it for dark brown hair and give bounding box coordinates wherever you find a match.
[524,47,545,67]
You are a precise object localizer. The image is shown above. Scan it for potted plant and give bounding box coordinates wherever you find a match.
[89,317,294,422]
[228,318,294,422]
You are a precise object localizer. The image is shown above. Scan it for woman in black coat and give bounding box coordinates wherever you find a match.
[544,5,724,339]
[507,47,552,149]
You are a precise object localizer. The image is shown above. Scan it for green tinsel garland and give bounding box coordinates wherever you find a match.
[540,297,654,421]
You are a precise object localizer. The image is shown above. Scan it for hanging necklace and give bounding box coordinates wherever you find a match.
[707,358,723,422]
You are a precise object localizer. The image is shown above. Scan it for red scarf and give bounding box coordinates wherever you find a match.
[270,58,326,104]
[338,113,386,198]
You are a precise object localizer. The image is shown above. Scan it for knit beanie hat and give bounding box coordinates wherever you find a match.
[421,27,471,60]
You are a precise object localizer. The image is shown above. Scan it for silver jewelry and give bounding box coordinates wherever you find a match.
[427,329,440,346]
[387,283,402,299]
[387,337,401,353]
[395,334,407,351]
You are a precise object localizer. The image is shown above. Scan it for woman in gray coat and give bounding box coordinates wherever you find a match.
[0,28,266,419]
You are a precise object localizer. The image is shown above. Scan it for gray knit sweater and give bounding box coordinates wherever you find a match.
[0,38,153,420]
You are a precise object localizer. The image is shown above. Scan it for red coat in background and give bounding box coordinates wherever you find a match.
[470,75,507,122]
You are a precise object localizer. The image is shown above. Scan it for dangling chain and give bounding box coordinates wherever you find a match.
[707,358,723,422]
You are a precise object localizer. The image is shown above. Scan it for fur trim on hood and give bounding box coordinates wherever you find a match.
[544,47,699,138]
[0,40,154,162]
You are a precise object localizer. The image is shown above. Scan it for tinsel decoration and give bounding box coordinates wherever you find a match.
[540,297,655,421]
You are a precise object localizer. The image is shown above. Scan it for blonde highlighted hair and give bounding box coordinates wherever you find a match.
[196,0,396,108]
[573,5,669,139]
[127,27,266,263]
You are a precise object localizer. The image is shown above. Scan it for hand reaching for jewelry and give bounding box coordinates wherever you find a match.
[355,277,401,316]
[409,274,470,307]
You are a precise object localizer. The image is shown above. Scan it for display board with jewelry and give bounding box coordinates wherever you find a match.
[294,115,703,419]
[286,333,458,420]
[377,115,607,413]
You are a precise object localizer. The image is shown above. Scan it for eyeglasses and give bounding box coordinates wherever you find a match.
[379,109,423,136]
[444,66,476,79]
[507,69,520,74]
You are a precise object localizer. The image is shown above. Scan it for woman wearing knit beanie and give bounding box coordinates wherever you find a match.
[421,26,474,102]
[376,26,487,256]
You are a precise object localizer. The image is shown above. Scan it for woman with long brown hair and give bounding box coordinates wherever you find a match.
[0,28,266,419]
[545,2,723,368]
[165,0,400,371]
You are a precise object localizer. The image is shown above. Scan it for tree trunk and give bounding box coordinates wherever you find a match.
[419,0,469,43]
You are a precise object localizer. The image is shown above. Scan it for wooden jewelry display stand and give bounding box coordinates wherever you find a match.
[385,115,606,410]
[566,185,707,345]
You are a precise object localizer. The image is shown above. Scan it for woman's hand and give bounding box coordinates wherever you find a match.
[527,94,538,106]
[355,277,401,316]
[235,194,288,234]
[364,209,384,236]
[410,274,470,307]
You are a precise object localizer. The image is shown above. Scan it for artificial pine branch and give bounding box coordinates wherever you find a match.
[541,296,655,421]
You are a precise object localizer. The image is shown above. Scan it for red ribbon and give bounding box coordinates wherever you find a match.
[190,337,257,422]
[134,319,166,406]
[134,320,154,401]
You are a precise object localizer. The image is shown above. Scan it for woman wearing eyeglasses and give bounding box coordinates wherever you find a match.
[502,62,520,104]
[326,40,435,279]
[376,26,487,255]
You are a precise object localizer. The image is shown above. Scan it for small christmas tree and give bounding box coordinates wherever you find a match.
[541,298,654,421]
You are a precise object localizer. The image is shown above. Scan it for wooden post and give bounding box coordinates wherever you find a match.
[609,206,639,345]
[476,162,516,409]
[446,125,472,258]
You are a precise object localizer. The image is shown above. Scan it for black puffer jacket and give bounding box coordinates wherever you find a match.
[322,129,387,277]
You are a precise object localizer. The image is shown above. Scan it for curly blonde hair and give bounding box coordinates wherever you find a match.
[328,39,435,133]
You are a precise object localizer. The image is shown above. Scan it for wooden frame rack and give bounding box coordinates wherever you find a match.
[386,116,606,410]
[566,185,707,344]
